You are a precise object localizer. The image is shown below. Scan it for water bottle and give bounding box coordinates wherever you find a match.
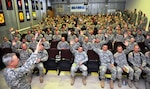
[123,79,127,86]
[56,51,61,62]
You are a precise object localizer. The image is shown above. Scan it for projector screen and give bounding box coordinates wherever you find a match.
[70,4,86,12]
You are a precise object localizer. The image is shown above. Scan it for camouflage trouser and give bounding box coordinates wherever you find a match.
[133,66,150,81]
[99,65,116,80]
[70,63,88,77]
[116,66,134,80]
[28,62,45,77]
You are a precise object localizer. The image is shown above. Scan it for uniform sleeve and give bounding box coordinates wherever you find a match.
[114,53,119,65]
[80,52,88,64]
[128,52,136,66]
[70,44,77,54]
[14,53,37,78]
[44,42,50,49]
[57,42,61,49]
[40,50,48,62]
[141,52,146,67]
[109,52,114,64]
[91,43,100,54]
[66,42,70,49]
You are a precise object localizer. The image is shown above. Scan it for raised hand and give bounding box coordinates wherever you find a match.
[34,32,38,40]
[34,39,41,54]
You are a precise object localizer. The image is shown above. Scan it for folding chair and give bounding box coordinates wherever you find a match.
[43,48,60,75]
[50,41,59,48]
[58,49,73,75]
[87,50,100,74]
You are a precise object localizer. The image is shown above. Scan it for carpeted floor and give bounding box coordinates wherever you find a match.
[0,70,146,89]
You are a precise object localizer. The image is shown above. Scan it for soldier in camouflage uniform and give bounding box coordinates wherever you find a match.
[82,36,92,52]
[128,45,150,89]
[25,30,34,42]
[0,36,11,48]
[70,46,88,86]
[92,44,116,89]
[28,36,38,51]
[145,51,150,89]
[12,43,33,67]
[57,37,70,50]
[42,37,50,50]
[29,43,48,83]
[2,40,41,89]
[114,45,133,88]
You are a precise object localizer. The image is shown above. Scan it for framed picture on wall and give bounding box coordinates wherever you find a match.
[18,11,24,22]
[32,11,36,20]
[26,11,30,21]
[40,1,43,10]
[6,0,13,10]
[35,1,38,10]
[17,0,22,10]
[0,0,2,10]
[32,0,35,10]
[0,11,6,26]
[24,0,29,10]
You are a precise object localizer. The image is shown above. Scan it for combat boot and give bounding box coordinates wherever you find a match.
[118,79,122,88]
[100,79,105,88]
[71,76,75,86]
[134,81,139,89]
[82,76,87,86]
[110,80,114,89]
[40,76,44,83]
[128,79,133,88]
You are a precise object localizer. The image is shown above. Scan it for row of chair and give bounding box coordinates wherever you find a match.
[0,48,100,75]
[44,48,100,75]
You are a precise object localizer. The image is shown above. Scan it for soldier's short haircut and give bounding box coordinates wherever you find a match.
[102,44,108,47]
[2,53,16,66]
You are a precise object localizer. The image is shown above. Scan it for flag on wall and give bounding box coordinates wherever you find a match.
[24,0,29,10]
[17,0,22,10]
[40,1,43,10]
[35,1,38,10]
[32,11,36,20]
[6,0,13,10]
[26,11,30,21]
[32,0,35,10]
[18,11,24,22]
[0,11,5,26]
[0,0,2,10]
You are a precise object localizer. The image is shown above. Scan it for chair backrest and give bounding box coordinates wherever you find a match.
[138,42,145,51]
[87,50,99,60]
[50,41,59,48]
[61,49,73,60]
[1,48,12,56]
[47,48,59,59]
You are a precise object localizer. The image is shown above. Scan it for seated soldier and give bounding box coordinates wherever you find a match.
[70,45,88,86]
[57,37,70,50]
[128,44,150,89]
[114,45,134,88]
[92,44,116,89]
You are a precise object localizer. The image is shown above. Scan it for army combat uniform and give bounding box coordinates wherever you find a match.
[92,46,116,81]
[3,53,38,89]
[128,51,150,81]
